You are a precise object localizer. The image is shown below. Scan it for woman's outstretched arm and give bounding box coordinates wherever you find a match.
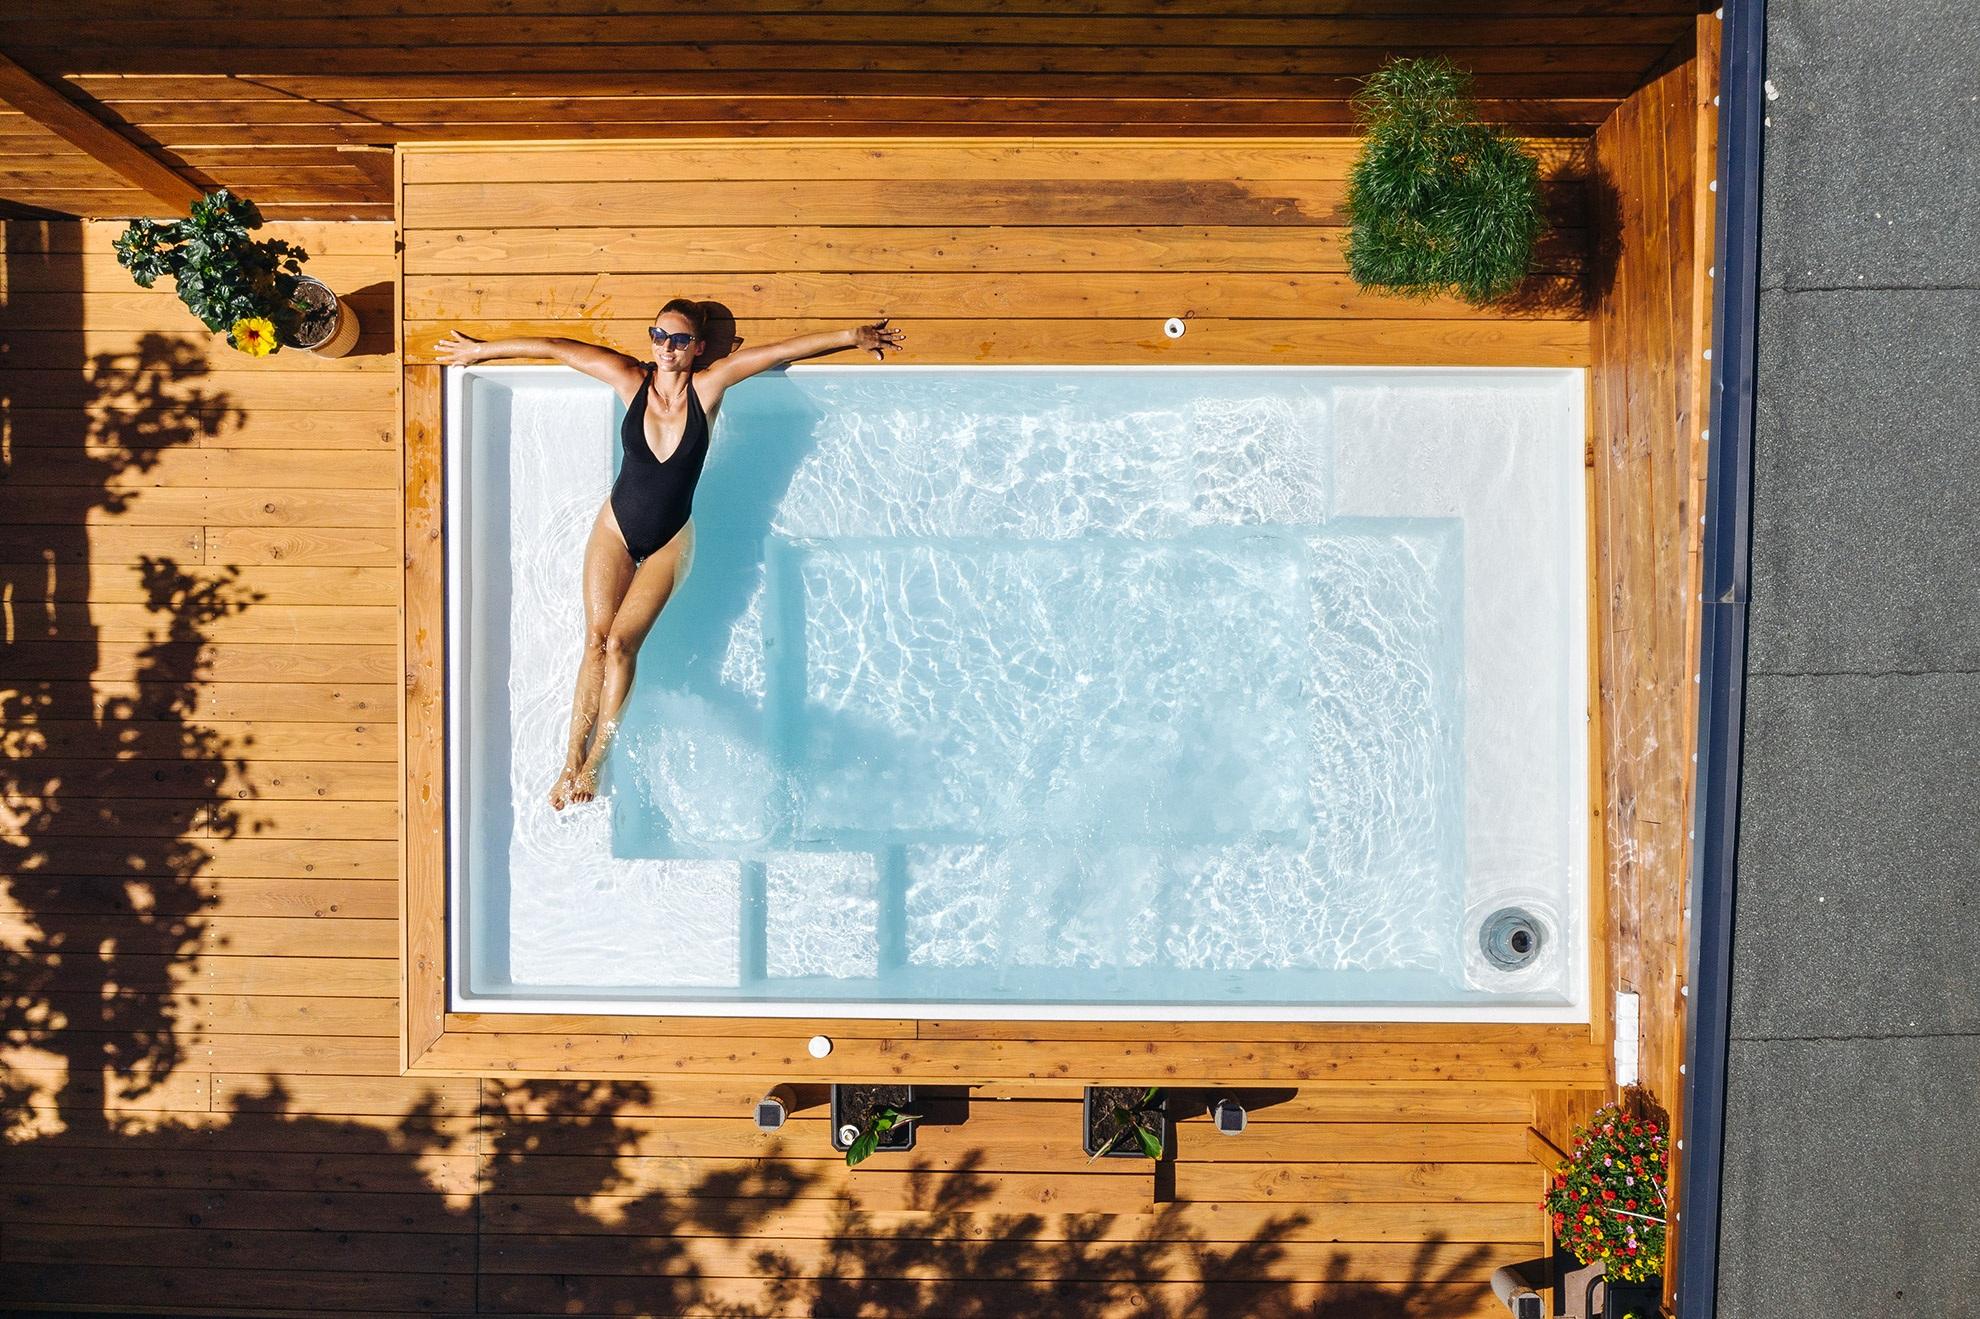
[703,319,905,389]
[434,331,640,385]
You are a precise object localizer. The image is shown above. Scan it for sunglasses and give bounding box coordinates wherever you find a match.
[648,328,698,349]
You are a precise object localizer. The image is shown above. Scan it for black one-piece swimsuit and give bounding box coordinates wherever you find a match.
[610,368,711,562]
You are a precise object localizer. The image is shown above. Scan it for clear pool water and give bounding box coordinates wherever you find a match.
[449,366,1588,1019]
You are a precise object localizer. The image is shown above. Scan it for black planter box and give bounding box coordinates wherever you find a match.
[1601,1277,1663,1319]
[1081,1086,1168,1159]
[829,1084,917,1155]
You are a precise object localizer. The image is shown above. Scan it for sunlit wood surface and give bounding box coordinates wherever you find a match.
[1587,11,1718,1290]
[0,66,1705,1305]
[0,1,1703,220]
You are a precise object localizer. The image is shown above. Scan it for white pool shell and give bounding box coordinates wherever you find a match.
[443,364,1593,1023]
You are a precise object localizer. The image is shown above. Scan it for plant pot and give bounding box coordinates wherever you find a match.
[1600,1276,1664,1319]
[829,1084,916,1155]
[1082,1086,1168,1159]
[291,274,360,358]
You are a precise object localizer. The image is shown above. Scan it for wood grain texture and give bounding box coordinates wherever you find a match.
[0,49,200,212]
[0,7,1693,219]
[1585,11,1716,1295]
[0,23,1701,1293]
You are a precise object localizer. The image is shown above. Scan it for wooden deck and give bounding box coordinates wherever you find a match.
[398,135,1600,1086]
[0,45,1712,1319]
[0,1,1706,221]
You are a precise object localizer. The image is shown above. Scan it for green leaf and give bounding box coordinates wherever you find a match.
[1135,1124,1163,1160]
[1087,1129,1125,1163]
[846,1126,881,1168]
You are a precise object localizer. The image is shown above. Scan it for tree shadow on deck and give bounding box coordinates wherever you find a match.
[1,219,260,1137]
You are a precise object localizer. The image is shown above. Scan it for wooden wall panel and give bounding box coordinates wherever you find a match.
[1587,9,1716,1289]
[0,2,1698,218]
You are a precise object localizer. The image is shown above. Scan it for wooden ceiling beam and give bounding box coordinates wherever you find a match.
[0,48,202,215]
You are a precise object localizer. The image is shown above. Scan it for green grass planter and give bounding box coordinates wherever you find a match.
[1343,58,1544,307]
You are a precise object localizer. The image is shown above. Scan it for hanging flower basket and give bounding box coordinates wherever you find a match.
[1541,1100,1669,1285]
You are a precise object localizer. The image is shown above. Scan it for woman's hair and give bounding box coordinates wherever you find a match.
[654,297,707,339]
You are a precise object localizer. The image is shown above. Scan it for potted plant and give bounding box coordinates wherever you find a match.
[1083,1085,1167,1160]
[830,1084,918,1167]
[1542,1101,1669,1312]
[1342,56,1544,306]
[113,189,361,358]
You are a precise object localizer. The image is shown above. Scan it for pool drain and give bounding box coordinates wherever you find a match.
[1479,907,1543,970]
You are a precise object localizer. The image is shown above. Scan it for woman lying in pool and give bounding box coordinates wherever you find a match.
[437,303,905,809]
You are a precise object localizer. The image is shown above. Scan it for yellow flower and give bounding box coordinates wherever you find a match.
[231,317,278,357]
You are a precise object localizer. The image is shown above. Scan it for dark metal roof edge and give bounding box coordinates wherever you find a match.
[1676,2,1767,1316]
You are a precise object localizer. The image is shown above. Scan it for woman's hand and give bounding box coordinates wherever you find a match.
[852,319,905,361]
[435,329,486,366]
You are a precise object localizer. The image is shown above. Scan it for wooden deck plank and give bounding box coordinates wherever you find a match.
[7,989,400,1033]
[479,1232,1517,1280]
[9,447,397,490]
[1174,1161,1537,1204]
[0,1146,480,1195]
[0,366,398,409]
[6,1222,473,1273]
[484,1112,1531,1165]
[396,138,1596,186]
[482,1077,1552,1124]
[10,564,400,606]
[0,488,400,528]
[0,913,396,958]
[403,222,1591,276]
[0,1184,476,1233]
[404,315,1593,368]
[0,1264,473,1314]
[3,407,393,451]
[14,720,395,763]
[404,268,1588,320]
[24,680,395,723]
[415,1031,1608,1084]
[3,642,397,684]
[212,1071,482,1116]
[23,952,397,997]
[478,1193,1541,1243]
[476,1274,1508,1318]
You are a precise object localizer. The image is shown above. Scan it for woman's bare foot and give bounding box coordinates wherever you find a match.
[566,764,600,806]
[549,765,581,811]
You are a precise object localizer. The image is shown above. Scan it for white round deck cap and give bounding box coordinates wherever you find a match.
[1163,317,1187,339]
[807,1034,833,1058]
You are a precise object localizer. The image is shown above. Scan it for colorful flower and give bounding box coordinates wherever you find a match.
[1542,1102,1668,1274]
[230,316,278,356]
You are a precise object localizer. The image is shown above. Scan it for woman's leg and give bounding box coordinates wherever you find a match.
[568,522,694,804]
[551,504,637,810]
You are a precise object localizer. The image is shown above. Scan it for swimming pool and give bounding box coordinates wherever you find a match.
[447,365,1589,1020]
